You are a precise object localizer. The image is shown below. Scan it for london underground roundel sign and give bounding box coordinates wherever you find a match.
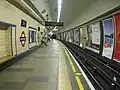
[20,31,26,47]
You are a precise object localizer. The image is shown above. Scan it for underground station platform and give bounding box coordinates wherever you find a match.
[0,40,94,90]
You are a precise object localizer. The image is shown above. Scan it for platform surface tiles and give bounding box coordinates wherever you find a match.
[0,40,92,90]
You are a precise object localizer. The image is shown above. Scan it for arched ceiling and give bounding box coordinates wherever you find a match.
[30,0,95,27]
[7,0,95,30]
[30,0,53,21]
[6,0,120,31]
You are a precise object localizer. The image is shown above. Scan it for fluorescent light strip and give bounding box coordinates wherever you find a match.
[21,0,40,19]
[57,0,62,22]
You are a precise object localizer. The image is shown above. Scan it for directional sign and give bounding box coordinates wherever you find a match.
[45,22,64,26]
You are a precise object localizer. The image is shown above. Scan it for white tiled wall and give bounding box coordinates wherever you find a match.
[0,0,44,56]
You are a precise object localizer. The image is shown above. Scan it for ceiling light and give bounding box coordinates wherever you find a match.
[57,0,62,22]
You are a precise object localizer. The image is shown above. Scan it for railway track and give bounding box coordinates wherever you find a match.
[61,40,120,90]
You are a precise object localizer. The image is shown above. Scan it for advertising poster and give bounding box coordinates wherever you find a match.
[59,33,61,39]
[66,32,69,42]
[74,28,80,45]
[61,33,64,40]
[86,25,92,47]
[86,22,101,53]
[70,30,74,42]
[80,28,83,47]
[21,19,27,27]
[92,22,101,45]
[102,18,114,59]
[63,32,66,41]
[29,30,36,43]
[68,31,71,42]
[114,14,120,61]
[60,33,62,40]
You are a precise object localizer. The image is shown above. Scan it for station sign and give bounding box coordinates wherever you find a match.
[21,19,27,27]
[45,22,64,26]
[20,31,26,47]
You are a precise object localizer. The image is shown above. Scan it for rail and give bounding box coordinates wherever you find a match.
[61,40,120,90]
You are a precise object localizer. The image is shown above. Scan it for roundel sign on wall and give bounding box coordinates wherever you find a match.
[20,31,26,47]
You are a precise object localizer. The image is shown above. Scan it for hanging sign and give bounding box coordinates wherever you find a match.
[45,22,64,26]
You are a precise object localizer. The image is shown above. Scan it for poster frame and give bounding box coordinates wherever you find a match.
[102,17,114,59]
[86,21,101,53]
[113,13,120,62]
[74,28,80,45]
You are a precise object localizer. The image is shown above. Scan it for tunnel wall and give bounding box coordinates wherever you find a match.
[61,0,120,32]
[0,0,44,55]
[58,0,120,63]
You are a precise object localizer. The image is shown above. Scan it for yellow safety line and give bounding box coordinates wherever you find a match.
[58,48,72,90]
[64,48,84,90]
[64,48,76,73]
[75,73,82,76]
[75,76,84,90]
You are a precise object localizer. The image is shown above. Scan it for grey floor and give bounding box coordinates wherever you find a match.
[0,40,91,90]
[0,40,59,90]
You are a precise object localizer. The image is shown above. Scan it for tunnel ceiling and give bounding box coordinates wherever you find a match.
[13,0,94,30]
[57,0,94,26]
[30,0,95,29]
[50,0,95,26]
[30,0,53,21]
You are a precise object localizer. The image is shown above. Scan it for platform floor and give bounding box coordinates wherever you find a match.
[0,40,91,90]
